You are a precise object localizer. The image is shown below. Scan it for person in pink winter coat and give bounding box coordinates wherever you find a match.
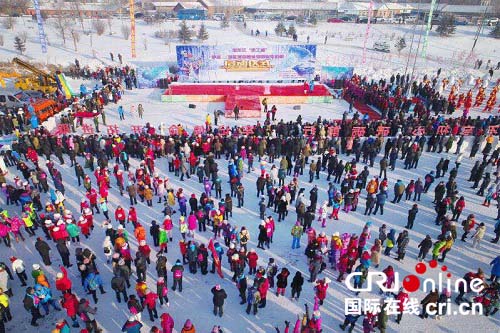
[9,216,25,241]
[0,221,11,246]
[306,227,316,244]
[187,212,197,238]
[240,146,247,160]
[265,217,275,244]
[160,312,174,333]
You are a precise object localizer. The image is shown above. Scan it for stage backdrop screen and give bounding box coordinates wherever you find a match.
[176,45,317,82]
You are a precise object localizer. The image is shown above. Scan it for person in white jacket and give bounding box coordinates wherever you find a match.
[10,256,27,286]
[472,223,487,249]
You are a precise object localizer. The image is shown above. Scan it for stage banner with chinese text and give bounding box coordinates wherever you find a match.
[176,45,317,82]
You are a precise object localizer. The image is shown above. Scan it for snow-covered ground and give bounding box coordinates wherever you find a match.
[0,16,499,333]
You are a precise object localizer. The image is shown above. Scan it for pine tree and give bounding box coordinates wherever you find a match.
[395,37,406,54]
[490,23,500,39]
[198,23,209,41]
[275,22,286,37]
[14,36,25,54]
[287,24,297,37]
[178,20,192,43]
[436,15,456,37]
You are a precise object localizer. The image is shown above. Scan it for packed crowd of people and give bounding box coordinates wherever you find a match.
[0,65,498,333]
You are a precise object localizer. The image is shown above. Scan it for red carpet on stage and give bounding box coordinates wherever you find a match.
[167,83,331,97]
[225,95,261,111]
[344,95,381,120]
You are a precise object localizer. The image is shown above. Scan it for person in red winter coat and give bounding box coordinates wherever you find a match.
[314,278,330,305]
[78,216,91,238]
[115,206,126,226]
[452,196,465,221]
[257,276,269,308]
[143,289,159,322]
[55,266,72,294]
[61,292,80,328]
[395,288,409,324]
[160,312,175,333]
[138,240,152,264]
[86,188,100,214]
[128,207,138,228]
[247,249,258,275]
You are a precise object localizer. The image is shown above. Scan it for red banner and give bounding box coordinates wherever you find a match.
[208,239,223,279]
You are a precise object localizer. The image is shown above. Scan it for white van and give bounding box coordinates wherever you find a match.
[0,93,23,109]
[213,13,225,21]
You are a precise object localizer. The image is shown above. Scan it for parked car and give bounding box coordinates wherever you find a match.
[0,92,24,110]
[213,13,225,21]
[285,15,297,21]
[484,18,499,26]
[328,18,345,23]
[374,41,390,53]
[358,17,369,23]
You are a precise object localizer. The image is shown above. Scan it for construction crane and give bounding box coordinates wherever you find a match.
[11,57,57,93]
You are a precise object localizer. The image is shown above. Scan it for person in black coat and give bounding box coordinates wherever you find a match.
[417,235,433,261]
[111,273,128,303]
[35,237,51,265]
[406,204,418,229]
[211,284,227,317]
[149,221,160,247]
[56,241,72,267]
[155,253,168,281]
[290,271,304,300]
[23,287,43,327]
[257,222,268,249]
[276,268,290,296]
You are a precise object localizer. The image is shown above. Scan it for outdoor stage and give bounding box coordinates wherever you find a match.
[161,83,334,117]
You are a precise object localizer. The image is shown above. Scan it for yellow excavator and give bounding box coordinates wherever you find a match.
[11,57,58,93]
[0,71,21,88]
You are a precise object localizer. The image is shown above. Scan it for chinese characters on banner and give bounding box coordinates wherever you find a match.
[51,123,496,138]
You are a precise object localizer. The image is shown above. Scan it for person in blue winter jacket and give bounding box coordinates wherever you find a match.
[34,283,61,314]
[122,316,143,333]
[83,269,107,303]
[373,190,387,215]
[490,255,500,283]
[118,105,125,120]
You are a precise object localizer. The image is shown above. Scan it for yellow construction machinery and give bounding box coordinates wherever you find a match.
[11,57,57,93]
[0,71,22,88]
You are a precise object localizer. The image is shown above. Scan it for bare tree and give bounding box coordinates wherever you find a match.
[92,19,106,36]
[121,25,130,40]
[69,2,86,31]
[107,16,113,35]
[19,31,28,43]
[1,17,15,30]
[53,12,73,46]
[71,29,80,51]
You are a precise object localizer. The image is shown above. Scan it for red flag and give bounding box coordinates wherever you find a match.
[208,238,223,278]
